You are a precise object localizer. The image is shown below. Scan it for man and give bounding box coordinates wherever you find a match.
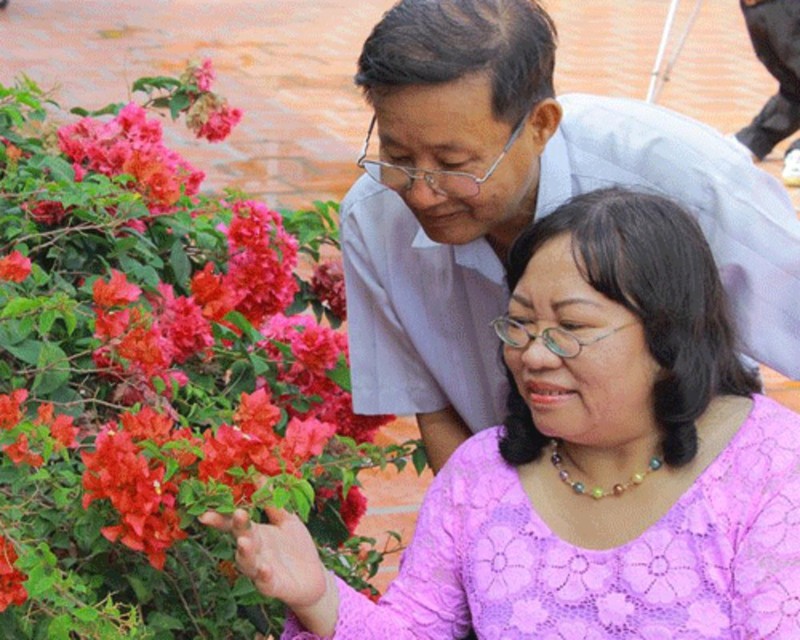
[734,0,800,187]
[341,0,800,472]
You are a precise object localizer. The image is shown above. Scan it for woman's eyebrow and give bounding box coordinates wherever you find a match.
[510,292,603,311]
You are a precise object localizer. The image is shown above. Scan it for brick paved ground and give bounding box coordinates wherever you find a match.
[3,0,799,594]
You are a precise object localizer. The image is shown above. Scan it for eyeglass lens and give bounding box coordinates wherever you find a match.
[362,162,480,198]
[495,318,580,357]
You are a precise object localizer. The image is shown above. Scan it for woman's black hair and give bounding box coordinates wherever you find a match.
[499,187,761,467]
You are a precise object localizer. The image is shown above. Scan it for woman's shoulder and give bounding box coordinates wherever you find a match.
[744,393,800,446]
[717,393,800,480]
[449,426,506,467]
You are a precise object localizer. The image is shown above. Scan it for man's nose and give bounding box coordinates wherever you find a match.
[403,172,447,209]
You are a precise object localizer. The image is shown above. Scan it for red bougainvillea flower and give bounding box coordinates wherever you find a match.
[81,426,187,570]
[116,320,173,377]
[0,251,31,283]
[198,388,290,501]
[93,270,142,308]
[3,434,44,468]
[190,262,242,322]
[0,389,27,430]
[119,405,175,445]
[317,484,368,535]
[232,387,282,445]
[0,536,28,613]
[198,424,278,502]
[25,200,69,226]
[224,200,299,326]
[94,308,132,340]
[151,284,214,363]
[34,403,79,450]
[311,258,347,321]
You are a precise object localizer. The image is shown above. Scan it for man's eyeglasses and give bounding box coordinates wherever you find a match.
[356,115,526,199]
[490,316,637,359]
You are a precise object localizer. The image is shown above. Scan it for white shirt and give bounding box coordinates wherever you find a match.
[341,93,800,433]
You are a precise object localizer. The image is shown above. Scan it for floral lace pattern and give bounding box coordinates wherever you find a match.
[283,394,800,639]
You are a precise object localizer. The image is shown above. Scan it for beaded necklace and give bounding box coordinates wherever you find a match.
[549,439,663,500]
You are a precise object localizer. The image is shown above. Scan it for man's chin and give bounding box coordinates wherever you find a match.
[420,223,482,246]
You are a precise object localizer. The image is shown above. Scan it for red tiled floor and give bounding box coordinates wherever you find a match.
[3,0,799,597]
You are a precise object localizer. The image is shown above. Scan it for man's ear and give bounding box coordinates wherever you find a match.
[527,98,562,152]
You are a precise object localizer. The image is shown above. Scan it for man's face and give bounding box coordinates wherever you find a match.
[369,73,555,252]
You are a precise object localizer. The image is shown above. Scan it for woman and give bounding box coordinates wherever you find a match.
[202,188,800,638]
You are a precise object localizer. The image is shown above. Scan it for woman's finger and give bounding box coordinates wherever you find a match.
[198,511,233,532]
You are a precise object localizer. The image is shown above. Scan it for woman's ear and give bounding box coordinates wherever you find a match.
[527,98,562,153]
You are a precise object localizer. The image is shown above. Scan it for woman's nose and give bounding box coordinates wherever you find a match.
[520,336,562,369]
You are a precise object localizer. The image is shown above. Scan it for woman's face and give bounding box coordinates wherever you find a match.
[504,234,662,447]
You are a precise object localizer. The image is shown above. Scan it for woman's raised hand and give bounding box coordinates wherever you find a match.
[200,506,339,635]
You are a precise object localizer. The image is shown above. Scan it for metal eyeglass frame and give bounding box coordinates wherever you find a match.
[490,316,638,358]
[356,114,527,197]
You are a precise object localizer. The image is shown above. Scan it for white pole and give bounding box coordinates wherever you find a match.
[646,0,683,103]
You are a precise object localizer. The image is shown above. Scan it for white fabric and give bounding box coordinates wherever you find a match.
[341,93,800,433]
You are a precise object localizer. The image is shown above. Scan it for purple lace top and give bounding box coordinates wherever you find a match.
[284,394,800,639]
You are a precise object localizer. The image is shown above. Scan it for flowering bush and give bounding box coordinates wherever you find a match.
[0,61,424,638]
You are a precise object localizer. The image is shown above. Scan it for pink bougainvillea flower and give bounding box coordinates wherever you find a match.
[194,58,216,92]
[0,251,31,283]
[195,103,243,143]
[93,270,142,308]
[0,536,28,612]
[186,93,243,143]
[57,102,205,216]
[281,417,337,468]
[260,313,392,444]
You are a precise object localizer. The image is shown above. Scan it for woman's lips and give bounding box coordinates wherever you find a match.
[524,382,575,407]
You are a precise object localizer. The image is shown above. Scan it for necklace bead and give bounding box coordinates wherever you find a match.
[549,439,662,500]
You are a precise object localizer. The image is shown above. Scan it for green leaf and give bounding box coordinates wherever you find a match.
[168,240,191,285]
[325,353,351,392]
[33,342,70,395]
[38,309,57,336]
[168,92,192,120]
[1,297,43,318]
[3,338,42,364]
[131,76,182,93]
[69,102,125,117]
[412,444,429,475]
[40,156,76,183]
[46,614,72,640]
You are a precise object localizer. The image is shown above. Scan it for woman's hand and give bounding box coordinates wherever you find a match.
[200,506,338,635]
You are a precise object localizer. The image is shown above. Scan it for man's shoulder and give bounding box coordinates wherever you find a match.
[553,93,758,195]
[341,174,400,219]
[558,93,728,146]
